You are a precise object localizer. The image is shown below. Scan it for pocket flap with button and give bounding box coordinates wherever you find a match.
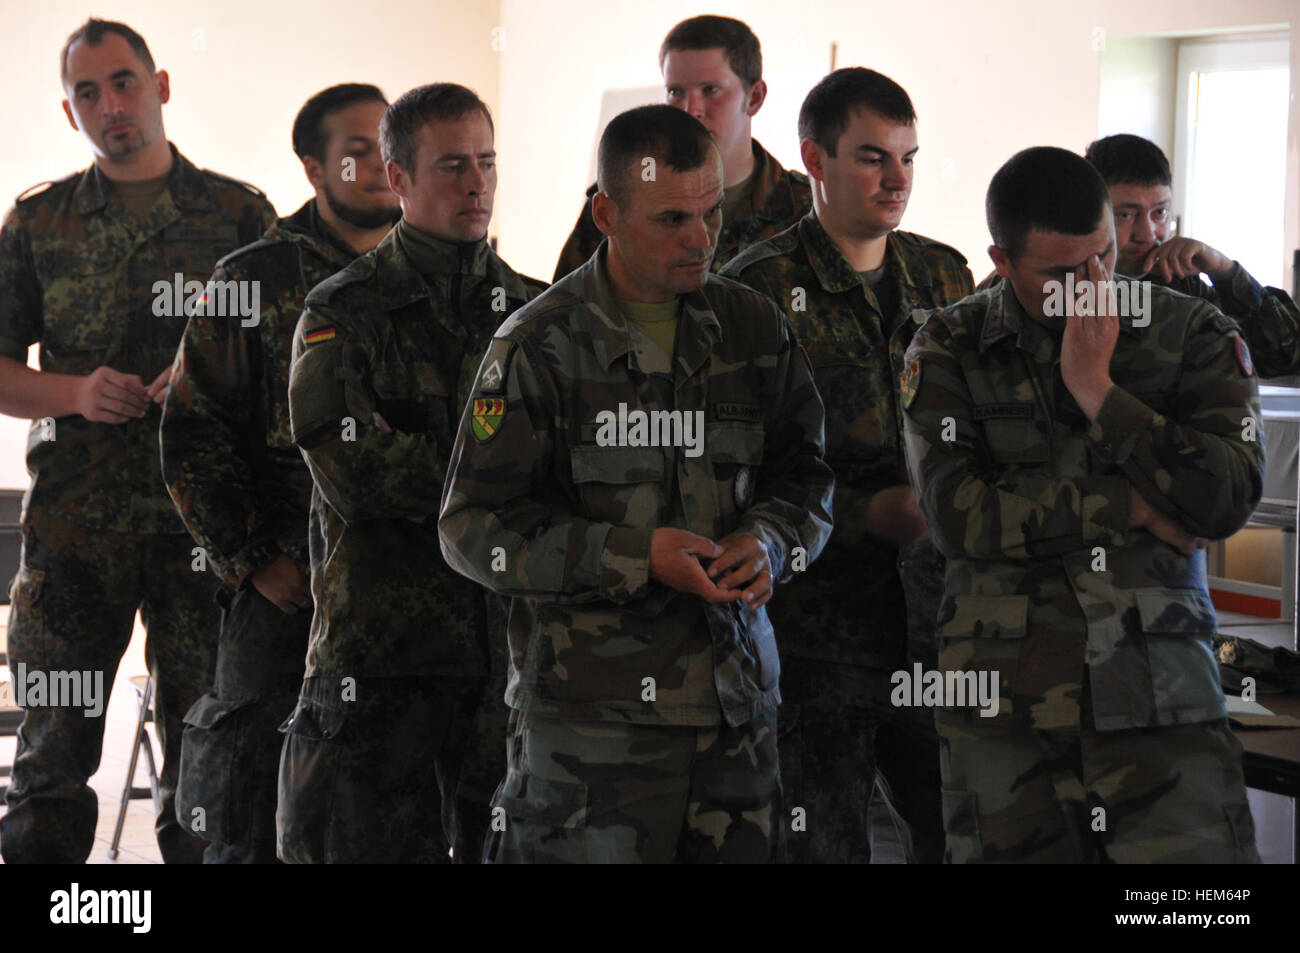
[570,446,665,484]
[938,594,1029,639]
[496,770,589,828]
[707,424,765,465]
[1135,588,1217,634]
[277,698,349,740]
[983,419,1050,464]
[182,694,254,730]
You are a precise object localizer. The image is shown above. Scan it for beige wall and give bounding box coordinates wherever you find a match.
[0,0,502,489]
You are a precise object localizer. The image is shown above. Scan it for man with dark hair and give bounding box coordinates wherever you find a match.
[439,104,834,864]
[1085,133,1299,377]
[552,14,809,281]
[281,83,544,863]
[0,18,275,864]
[160,83,398,864]
[724,67,972,864]
[901,146,1262,862]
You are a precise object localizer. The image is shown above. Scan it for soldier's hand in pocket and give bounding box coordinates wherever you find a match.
[251,553,313,614]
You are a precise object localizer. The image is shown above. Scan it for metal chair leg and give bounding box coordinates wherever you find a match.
[107,676,154,861]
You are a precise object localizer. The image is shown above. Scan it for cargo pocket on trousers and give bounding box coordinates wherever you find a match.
[941,788,984,863]
[496,771,589,829]
[275,698,349,863]
[936,594,1027,720]
[178,695,256,843]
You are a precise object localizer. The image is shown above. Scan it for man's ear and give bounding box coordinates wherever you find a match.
[385,159,408,199]
[302,155,326,191]
[799,138,824,182]
[591,190,618,239]
[62,99,79,132]
[745,78,767,117]
[988,245,1013,278]
[155,69,170,105]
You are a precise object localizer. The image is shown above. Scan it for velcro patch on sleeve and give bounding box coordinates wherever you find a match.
[478,338,517,393]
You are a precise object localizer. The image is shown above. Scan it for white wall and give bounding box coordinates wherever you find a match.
[1098,36,1179,160]
[0,0,503,489]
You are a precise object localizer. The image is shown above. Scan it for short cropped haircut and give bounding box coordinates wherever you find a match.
[597,105,717,209]
[659,15,762,88]
[292,84,388,162]
[986,147,1111,260]
[1084,133,1172,188]
[61,18,155,85]
[798,68,916,157]
[380,83,493,176]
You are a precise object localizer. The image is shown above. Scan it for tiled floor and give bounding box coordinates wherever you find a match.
[0,610,1295,864]
[1,616,163,864]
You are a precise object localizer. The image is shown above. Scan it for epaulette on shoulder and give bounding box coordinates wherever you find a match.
[786,167,811,187]
[895,230,968,264]
[15,181,56,204]
[304,253,375,306]
[519,272,551,296]
[723,235,787,275]
[201,168,268,200]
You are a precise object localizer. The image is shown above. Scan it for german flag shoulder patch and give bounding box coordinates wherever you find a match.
[304,326,336,346]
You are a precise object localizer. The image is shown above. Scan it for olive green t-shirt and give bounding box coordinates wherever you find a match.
[113,173,171,220]
[618,297,679,367]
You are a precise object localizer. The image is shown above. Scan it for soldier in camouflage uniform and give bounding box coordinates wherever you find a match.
[1085,133,1300,378]
[901,147,1262,862]
[0,19,274,863]
[439,105,834,864]
[724,69,973,864]
[280,84,545,863]
[552,15,809,282]
[160,84,399,863]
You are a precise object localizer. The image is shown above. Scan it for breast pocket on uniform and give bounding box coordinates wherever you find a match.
[979,416,1050,465]
[707,423,765,513]
[373,360,450,434]
[569,445,665,526]
[803,346,893,463]
[31,239,126,356]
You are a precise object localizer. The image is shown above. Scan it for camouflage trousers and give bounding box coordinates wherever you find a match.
[486,709,780,863]
[778,659,944,863]
[176,584,310,863]
[276,673,494,863]
[1,520,219,863]
[938,692,1261,863]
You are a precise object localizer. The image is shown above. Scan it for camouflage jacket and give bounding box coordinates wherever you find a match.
[438,245,834,727]
[288,224,544,677]
[1159,262,1300,379]
[725,213,973,671]
[901,279,1263,732]
[551,138,811,282]
[0,143,274,532]
[161,199,358,589]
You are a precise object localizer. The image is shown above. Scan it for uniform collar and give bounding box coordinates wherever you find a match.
[72,142,214,216]
[372,222,524,312]
[799,212,928,298]
[735,139,800,232]
[981,274,1148,361]
[276,199,362,267]
[570,242,722,375]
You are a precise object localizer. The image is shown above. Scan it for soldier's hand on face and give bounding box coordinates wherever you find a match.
[1128,485,1207,556]
[1141,237,1233,284]
[1061,255,1119,421]
[865,484,931,544]
[76,366,152,423]
[250,552,313,615]
[649,528,737,603]
[145,366,172,404]
[707,532,774,610]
